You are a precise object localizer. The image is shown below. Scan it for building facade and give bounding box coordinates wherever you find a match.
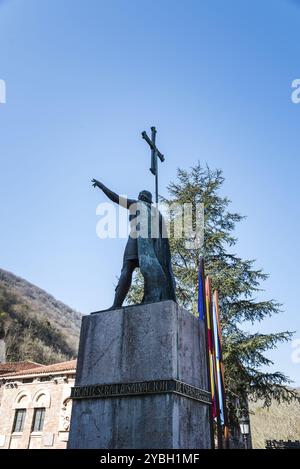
[0,360,76,449]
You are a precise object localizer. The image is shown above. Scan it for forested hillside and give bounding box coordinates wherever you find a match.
[0,268,81,364]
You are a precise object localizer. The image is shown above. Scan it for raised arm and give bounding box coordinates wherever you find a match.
[91,179,136,209]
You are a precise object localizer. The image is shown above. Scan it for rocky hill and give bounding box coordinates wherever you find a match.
[0,268,82,364]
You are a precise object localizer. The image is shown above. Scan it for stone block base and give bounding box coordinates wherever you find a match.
[68,301,212,449]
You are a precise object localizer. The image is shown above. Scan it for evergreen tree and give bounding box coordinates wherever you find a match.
[127,163,297,424]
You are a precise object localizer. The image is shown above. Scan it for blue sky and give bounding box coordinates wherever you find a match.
[0,0,299,385]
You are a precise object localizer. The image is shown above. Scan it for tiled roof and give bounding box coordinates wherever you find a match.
[13,360,77,377]
[0,361,42,376]
[0,360,77,378]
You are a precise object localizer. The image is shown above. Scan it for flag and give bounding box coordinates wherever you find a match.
[205,276,218,419]
[198,259,215,448]
[213,292,224,424]
[213,290,230,447]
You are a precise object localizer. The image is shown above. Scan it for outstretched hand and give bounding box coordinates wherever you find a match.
[91,178,102,189]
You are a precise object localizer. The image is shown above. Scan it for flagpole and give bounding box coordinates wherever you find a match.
[206,277,223,449]
[214,290,230,449]
[198,258,215,449]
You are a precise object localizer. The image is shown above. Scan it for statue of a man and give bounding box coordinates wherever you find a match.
[92,179,176,309]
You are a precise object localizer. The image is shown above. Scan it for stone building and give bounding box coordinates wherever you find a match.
[0,360,76,449]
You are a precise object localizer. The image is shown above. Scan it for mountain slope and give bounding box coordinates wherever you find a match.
[0,268,82,364]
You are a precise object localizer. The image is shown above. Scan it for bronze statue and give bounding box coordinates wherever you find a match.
[92,179,176,308]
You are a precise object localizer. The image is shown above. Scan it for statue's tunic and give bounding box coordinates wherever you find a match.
[136,201,176,303]
[123,202,139,262]
[123,237,138,261]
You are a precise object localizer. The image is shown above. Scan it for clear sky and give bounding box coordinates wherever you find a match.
[0,0,299,385]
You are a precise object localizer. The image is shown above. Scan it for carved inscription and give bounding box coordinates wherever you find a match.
[71,379,211,405]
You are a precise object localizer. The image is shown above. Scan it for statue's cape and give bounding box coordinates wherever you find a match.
[136,201,176,303]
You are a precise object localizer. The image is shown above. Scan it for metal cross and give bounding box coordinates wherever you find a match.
[141,126,165,204]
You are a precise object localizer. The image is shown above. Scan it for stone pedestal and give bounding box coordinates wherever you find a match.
[68,300,212,449]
